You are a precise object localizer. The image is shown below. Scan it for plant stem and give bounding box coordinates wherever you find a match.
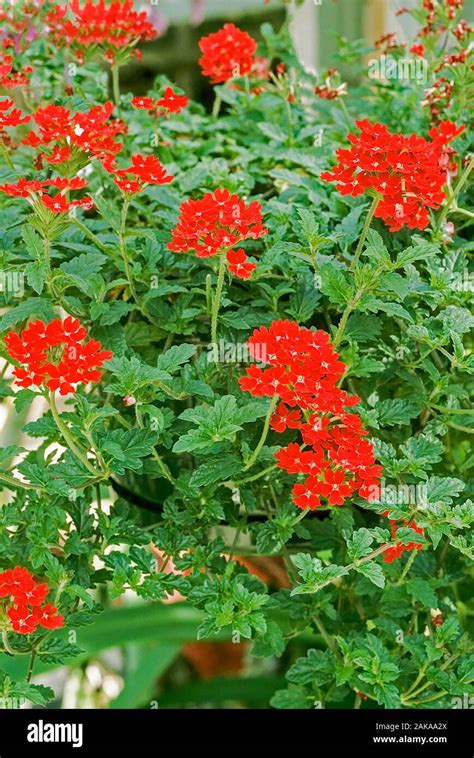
[70,217,110,254]
[0,143,14,170]
[350,196,379,271]
[111,63,121,110]
[1,631,16,656]
[436,157,474,232]
[0,472,42,491]
[26,649,37,683]
[49,391,99,476]
[210,253,227,362]
[243,396,278,472]
[396,548,417,584]
[135,406,175,484]
[233,463,278,486]
[119,198,139,302]
[212,94,222,118]
[312,612,336,652]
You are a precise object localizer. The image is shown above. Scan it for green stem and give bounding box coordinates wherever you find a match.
[0,143,14,170]
[396,548,417,585]
[71,217,111,254]
[26,650,37,683]
[212,94,222,118]
[111,63,121,110]
[430,404,474,415]
[210,253,227,362]
[243,396,278,472]
[436,157,474,232]
[1,630,16,656]
[119,198,138,302]
[49,391,99,476]
[233,463,278,486]
[350,196,380,271]
[0,472,42,491]
[135,406,175,484]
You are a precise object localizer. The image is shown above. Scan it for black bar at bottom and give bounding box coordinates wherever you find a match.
[0,707,471,756]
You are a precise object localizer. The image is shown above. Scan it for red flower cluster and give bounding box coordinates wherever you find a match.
[321,119,464,231]
[0,54,32,88]
[0,98,30,133]
[46,0,156,64]
[22,101,125,169]
[239,320,382,510]
[167,188,266,279]
[382,517,424,563]
[132,87,189,115]
[0,566,64,635]
[113,153,174,194]
[199,23,257,84]
[0,176,94,214]
[4,317,113,395]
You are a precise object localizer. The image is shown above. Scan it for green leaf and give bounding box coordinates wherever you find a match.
[347,528,374,560]
[376,398,421,426]
[0,298,55,332]
[319,263,354,306]
[270,685,311,709]
[406,577,437,608]
[25,261,47,294]
[189,456,241,487]
[286,648,335,686]
[156,343,197,373]
[22,223,43,259]
[355,561,385,588]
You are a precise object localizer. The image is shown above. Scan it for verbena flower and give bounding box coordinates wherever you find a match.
[45,0,156,65]
[0,566,64,634]
[112,153,174,194]
[239,320,382,510]
[4,317,113,395]
[168,188,266,279]
[0,176,94,213]
[321,119,464,232]
[22,101,125,169]
[198,23,257,84]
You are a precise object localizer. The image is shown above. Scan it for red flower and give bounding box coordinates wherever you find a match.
[0,176,94,214]
[156,87,188,113]
[0,97,30,130]
[23,101,125,169]
[0,566,65,635]
[131,96,155,110]
[226,249,256,279]
[291,478,321,511]
[239,320,381,510]
[410,43,425,57]
[198,23,257,84]
[35,603,65,630]
[46,0,156,64]
[321,119,464,232]
[4,317,113,395]
[270,403,301,433]
[113,153,174,193]
[132,88,188,116]
[168,188,267,278]
[313,468,355,506]
[0,54,32,89]
[7,605,39,635]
